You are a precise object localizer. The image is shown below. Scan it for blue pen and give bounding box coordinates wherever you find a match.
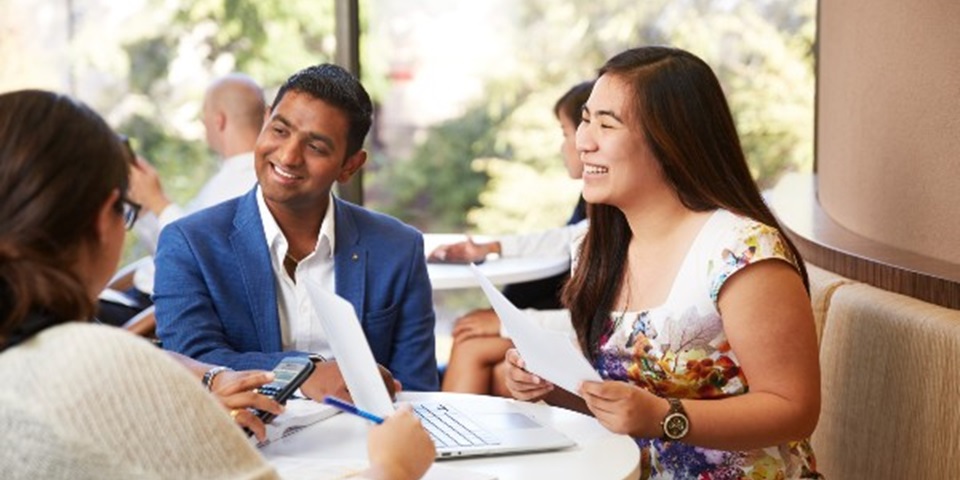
[323,396,385,424]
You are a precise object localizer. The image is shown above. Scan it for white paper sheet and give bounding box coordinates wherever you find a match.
[468,264,601,395]
[253,398,339,448]
[301,280,398,419]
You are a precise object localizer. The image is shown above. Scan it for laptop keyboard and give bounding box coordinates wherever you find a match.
[413,403,501,448]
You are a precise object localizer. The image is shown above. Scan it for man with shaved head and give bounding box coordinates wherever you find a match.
[130,73,266,250]
[97,74,265,326]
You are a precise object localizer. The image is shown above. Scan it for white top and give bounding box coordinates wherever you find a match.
[257,187,337,359]
[0,322,277,479]
[498,219,589,258]
[132,151,257,294]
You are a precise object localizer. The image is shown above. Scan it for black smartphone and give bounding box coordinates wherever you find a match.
[255,356,316,424]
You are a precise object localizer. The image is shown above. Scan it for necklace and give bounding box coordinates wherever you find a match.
[284,252,300,266]
[612,267,632,330]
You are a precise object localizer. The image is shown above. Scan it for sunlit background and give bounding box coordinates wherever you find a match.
[1,0,816,322]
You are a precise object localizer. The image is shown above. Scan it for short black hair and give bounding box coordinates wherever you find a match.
[554,80,595,127]
[272,64,373,157]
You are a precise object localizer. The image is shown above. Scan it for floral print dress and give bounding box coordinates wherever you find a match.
[594,209,822,479]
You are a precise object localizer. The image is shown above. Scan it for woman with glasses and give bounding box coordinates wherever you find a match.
[0,90,434,479]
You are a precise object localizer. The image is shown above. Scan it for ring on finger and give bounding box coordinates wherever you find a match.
[230,409,242,419]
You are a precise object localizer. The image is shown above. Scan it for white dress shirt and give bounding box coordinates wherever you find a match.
[257,186,337,359]
[498,219,589,258]
[132,152,257,294]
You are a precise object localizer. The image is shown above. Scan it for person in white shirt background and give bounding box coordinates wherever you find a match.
[433,80,594,396]
[97,73,264,326]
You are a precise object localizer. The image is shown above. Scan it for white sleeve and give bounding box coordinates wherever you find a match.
[132,212,162,254]
[157,203,187,232]
[498,219,589,258]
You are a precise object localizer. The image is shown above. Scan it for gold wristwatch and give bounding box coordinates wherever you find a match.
[661,398,690,441]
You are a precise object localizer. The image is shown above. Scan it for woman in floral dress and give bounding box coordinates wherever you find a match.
[504,47,823,479]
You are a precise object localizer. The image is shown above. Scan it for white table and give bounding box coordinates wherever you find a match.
[261,392,640,480]
[425,234,570,290]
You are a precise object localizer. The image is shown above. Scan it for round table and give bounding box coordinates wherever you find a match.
[261,391,641,480]
[425,234,570,290]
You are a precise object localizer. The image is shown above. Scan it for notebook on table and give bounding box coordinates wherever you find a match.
[302,278,576,459]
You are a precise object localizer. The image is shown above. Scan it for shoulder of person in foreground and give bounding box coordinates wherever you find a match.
[1,322,277,479]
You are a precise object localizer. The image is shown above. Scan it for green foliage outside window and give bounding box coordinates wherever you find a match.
[1,0,816,244]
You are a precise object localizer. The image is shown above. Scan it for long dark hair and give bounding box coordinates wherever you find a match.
[562,47,809,360]
[0,90,130,340]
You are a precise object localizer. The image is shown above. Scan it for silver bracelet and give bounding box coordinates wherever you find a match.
[201,366,232,391]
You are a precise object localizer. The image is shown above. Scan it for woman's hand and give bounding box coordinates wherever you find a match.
[365,404,435,480]
[210,370,284,442]
[579,380,659,437]
[503,348,554,401]
[451,308,501,343]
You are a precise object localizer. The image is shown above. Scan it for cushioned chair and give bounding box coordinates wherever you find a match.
[98,256,156,337]
[812,281,960,479]
[806,264,854,345]
[105,256,151,292]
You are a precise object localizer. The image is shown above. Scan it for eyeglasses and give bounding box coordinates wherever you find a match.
[120,196,142,230]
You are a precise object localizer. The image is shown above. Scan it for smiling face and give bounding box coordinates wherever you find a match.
[255,90,366,217]
[576,74,664,210]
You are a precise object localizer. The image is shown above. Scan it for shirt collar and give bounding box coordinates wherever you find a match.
[256,186,337,262]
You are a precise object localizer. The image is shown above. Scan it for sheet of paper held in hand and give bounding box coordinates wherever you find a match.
[468,263,601,396]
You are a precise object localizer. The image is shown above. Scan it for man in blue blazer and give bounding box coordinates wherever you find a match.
[153,64,439,396]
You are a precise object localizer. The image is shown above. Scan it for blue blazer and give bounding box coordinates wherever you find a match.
[153,189,439,391]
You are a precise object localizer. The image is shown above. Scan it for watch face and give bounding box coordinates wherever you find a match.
[663,412,690,440]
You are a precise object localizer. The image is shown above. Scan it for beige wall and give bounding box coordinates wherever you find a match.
[817,0,960,264]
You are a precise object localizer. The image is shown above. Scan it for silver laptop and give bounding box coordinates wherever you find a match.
[303,279,576,459]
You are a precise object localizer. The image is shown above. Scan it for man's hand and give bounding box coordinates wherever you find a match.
[128,156,171,216]
[299,361,401,402]
[379,364,402,399]
[300,361,350,401]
